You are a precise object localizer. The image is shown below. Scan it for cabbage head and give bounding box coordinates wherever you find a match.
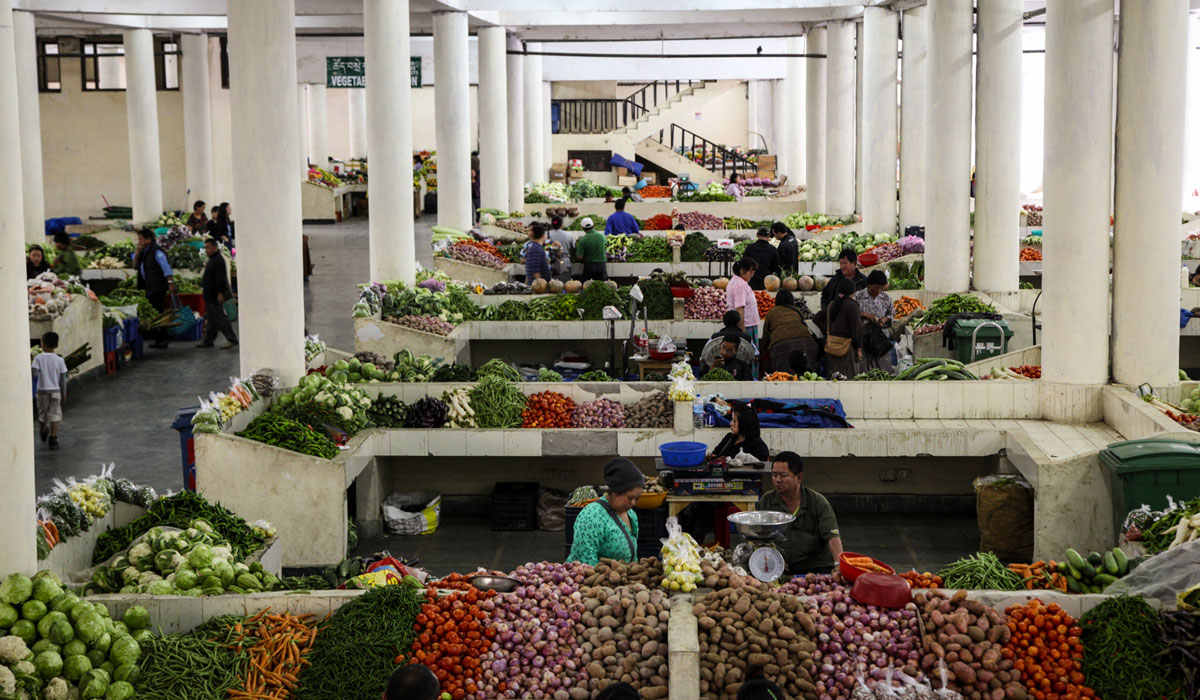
[186,545,214,569]
[0,574,32,605]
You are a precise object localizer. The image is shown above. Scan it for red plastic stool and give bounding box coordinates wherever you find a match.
[104,351,117,375]
[713,504,744,548]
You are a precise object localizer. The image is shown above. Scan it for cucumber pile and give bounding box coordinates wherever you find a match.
[896,358,979,381]
[1055,547,1139,594]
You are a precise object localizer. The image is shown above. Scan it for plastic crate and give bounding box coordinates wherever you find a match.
[102,326,121,353]
[172,407,200,491]
[176,293,206,318]
[491,482,540,531]
[179,318,203,342]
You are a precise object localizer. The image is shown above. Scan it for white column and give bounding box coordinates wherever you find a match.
[307,83,328,169]
[861,7,898,234]
[124,28,163,223]
[771,79,787,178]
[297,84,309,172]
[543,81,553,175]
[784,38,806,185]
[364,0,415,282]
[348,88,367,158]
[478,26,508,212]
[825,21,856,214]
[0,0,35,575]
[973,0,1023,293]
[181,33,215,207]
[749,79,764,165]
[506,35,524,212]
[855,22,864,214]
[523,43,543,184]
[433,11,471,231]
[228,0,305,385]
[923,0,973,292]
[13,11,41,243]
[805,27,827,212]
[899,6,928,233]
[1112,0,1189,386]
[1041,0,1114,386]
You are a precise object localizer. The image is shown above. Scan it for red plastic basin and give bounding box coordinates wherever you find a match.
[851,572,913,608]
[839,551,896,582]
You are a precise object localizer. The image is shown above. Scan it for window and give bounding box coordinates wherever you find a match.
[37,38,60,92]
[81,34,181,91]
[154,35,180,90]
[567,150,612,173]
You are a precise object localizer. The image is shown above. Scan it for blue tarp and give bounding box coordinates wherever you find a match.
[705,398,851,429]
[608,153,644,178]
[44,217,82,238]
[1182,308,1194,329]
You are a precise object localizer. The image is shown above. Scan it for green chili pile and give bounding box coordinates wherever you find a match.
[1080,596,1184,700]
[470,375,527,428]
[936,552,1023,591]
[295,584,423,700]
[134,634,247,700]
[93,491,266,564]
[237,412,340,460]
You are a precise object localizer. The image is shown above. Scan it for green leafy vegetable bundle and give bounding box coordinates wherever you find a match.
[93,491,267,564]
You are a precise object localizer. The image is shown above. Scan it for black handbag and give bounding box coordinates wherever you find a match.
[863,320,892,358]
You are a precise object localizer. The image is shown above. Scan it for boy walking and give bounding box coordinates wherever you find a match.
[31,332,68,450]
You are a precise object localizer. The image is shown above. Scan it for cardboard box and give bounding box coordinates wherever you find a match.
[617,176,636,187]
[615,166,629,177]
[756,155,777,169]
[550,163,567,182]
[643,172,658,185]
[567,171,583,182]
[742,170,758,179]
[756,169,776,179]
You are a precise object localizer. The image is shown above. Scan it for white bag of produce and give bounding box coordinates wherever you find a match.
[659,517,704,592]
[382,490,441,536]
[1104,537,1200,606]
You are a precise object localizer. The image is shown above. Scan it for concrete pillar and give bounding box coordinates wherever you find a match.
[855,21,864,214]
[899,6,928,233]
[923,0,973,293]
[783,37,806,185]
[825,21,856,214]
[181,33,215,207]
[364,0,415,282]
[307,83,328,169]
[228,0,305,385]
[805,27,827,212]
[749,79,765,166]
[523,43,544,184]
[1112,0,1189,386]
[771,79,787,179]
[478,26,508,212]
[973,0,1023,293]
[543,81,553,175]
[861,7,898,234]
[433,11,471,231]
[0,0,35,575]
[506,35,524,212]
[348,88,367,158]
[1041,0,1114,386]
[13,11,41,243]
[297,84,309,172]
[124,29,163,223]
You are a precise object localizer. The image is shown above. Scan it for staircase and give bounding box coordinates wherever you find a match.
[614,79,742,144]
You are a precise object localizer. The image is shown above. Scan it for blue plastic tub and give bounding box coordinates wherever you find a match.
[660,441,707,468]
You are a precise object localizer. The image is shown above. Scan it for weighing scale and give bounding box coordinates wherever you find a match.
[728,511,795,582]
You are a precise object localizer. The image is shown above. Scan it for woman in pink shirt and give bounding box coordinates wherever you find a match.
[725,257,760,377]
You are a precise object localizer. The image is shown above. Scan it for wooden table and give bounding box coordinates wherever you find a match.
[666,494,759,519]
[632,352,690,379]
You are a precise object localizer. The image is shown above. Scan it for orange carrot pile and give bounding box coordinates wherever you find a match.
[223,608,321,700]
[844,556,890,573]
[1020,247,1043,261]
[764,372,797,381]
[1006,561,1067,592]
[893,295,924,317]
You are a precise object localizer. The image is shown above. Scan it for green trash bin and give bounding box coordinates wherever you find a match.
[1099,438,1200,534]
[952,319,1013,364]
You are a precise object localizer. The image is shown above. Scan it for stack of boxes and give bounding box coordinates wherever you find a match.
[752,154,776,181]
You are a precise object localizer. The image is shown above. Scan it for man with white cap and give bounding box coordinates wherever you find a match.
[574,216,608,282]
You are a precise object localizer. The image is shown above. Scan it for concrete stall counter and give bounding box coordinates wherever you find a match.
[29,295,105,380]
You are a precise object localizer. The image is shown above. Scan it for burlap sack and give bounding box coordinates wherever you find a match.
[975,475,1034,562]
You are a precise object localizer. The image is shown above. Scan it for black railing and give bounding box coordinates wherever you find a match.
[554,80,705,135]
[664,123,755,180]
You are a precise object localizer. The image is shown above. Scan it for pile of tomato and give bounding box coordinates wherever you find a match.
[755,290,775,317]
[1002,600,1097,700]
[405,587,498,700]
[521,391,576,428]
[1011,365,1042,379]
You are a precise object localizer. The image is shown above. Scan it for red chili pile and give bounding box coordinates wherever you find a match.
[639,186,673,199]
[642,213,675,230]
[521,391,576,428]
[406,587,498,700]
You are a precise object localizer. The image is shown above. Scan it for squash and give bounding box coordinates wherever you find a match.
[531,278,548,294]
[813,277,827,291]
[605,280,619,290]
[781,277,798,292]
[797,275,814,292]
[565,280,583,293]
[713,277,730,290]
[582,280,594,289]
[548,279,565,294]
[763,275,781,292]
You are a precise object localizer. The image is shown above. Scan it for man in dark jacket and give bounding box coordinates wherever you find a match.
[742,228,782,290]
[197,238,238,349]
[820,247,868,308]
[772,222,799,275]
[134,229,176,348]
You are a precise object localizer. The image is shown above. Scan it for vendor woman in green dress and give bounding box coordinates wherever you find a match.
[568,458,645,565]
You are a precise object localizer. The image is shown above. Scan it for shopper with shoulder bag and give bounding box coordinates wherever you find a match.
[813,278,863,378]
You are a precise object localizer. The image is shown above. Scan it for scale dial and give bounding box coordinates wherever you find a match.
[749,546,786,582]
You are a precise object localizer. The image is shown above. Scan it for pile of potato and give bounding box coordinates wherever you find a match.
[914,590,1020,700]
[576,583,670,699]
[624,390,674,429]
[583,558,664,587]
[694,588,820,700]
[697,558,767,590]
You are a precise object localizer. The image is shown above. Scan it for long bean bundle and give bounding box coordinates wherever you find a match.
[936,552,1023,591]
[295,585,423,700]
[134,634,247,700]
[470,375,527,428]
[1081,596,1184,700]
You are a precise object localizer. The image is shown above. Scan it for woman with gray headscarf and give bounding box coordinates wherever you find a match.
[567,458,645,565]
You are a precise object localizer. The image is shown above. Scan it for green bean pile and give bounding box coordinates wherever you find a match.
[237,412,340,460]
[470,375,527,428]
[134,634,247,700]
[295,585,423,700]
[936,552,1023,591]
[1081,596,1184,700]
[92,491,266,564]
[477,358,522,382]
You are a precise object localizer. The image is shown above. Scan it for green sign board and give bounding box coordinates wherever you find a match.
[325,56,423,89]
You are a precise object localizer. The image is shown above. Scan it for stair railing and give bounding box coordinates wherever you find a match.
[662,123,755,180]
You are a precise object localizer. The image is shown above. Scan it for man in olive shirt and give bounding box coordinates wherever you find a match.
[756,451,843,574]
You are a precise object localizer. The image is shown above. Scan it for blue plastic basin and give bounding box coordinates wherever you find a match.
[660,441,707,467]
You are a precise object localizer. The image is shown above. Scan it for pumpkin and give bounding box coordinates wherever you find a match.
[813,277,827,291]
[531,278,548,294]
[605,280,619,290]
[797,275,814,292]
[548,279,565,294]
[781,277,798,292]
[582,280,594,289]
[565,280,583,293]
[763,275,781,292]
[713,277,729,290]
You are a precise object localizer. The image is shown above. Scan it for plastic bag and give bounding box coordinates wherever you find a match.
[659,517,704,592]
[1122,504,1155,541]
[382,490,441,536]
[669,361,697,401]
[1104,538,1200,607]
[652,336,677,354]
[895,672,934,700]
[536,488,569,531]
[852,673,874,700]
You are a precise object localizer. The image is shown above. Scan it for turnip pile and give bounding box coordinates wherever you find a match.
[806,588,925,698]
[624,391,673,429]
[694,588,820,700]
[571,398,626,428]
[913,590,1017,700]
[577,583,671,698]
[582,558,664,588]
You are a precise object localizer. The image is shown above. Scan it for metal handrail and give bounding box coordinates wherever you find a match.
[969,321,1009,363]
[665,123,755,180]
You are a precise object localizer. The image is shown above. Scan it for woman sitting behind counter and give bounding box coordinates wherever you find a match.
[567,458,645,566]
[710,404,770,463]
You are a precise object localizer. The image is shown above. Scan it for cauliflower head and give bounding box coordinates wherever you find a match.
[39,678,68,700]
[0,636,31,665]
[0,665,15,700]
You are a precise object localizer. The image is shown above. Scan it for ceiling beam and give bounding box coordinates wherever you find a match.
[490,7,862,26]
[464,0,859,10]
[512,22,815,41]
